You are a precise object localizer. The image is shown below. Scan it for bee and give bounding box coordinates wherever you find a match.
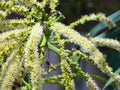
[46,61,56,71]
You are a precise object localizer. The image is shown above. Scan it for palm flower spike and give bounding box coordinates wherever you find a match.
[0,0,120,90]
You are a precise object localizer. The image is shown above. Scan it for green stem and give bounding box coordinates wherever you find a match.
[40,33,47,47]
[22,79,31,90]
[47,41,60,54]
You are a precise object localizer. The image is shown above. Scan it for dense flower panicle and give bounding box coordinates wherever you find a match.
[51,22,104,65]
[0,0,120,89]
[0,27,31,43]
[90,37,120,52]
[0,49,19,85]
[61,60,76,90]
[69,13,116,29]
[59,49,75,90]
[0,54,21,90]
[51,22,97,56]
[51,22,120,86]
[24,23,43,90]
[0,19,34,32]
[11,5,30,16]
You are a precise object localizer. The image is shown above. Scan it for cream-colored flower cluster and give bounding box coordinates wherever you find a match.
[0,19,34,32]
[60,51,76,90]
[50,22,120,88]
[0,49,19,85]
[0,27,31,42]
[0,52,22,90]
[11,5,29,16]
[90,37,120,52]
[0,0,120,90]
[69,13,116,29]
[24,23,43,90]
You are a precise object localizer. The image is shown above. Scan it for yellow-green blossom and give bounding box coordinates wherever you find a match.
[0,27,31,43]
[24,23,43,90]
[59,47,75,90]
[50,22,120,86]
[90,37,120,52]
[69,13,116,29]
[0,49,19,85]
[0,54,21,90]
[11,5,29,16]
[0,19,34,32]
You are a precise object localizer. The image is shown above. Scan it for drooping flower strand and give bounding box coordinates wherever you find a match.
[67,57,100,90]
[0,1,30,17]
[45,34,101,90]
[48,0,59,22]
[0,27,31,43]
[0,51,22,90]
[0,1,44,21]
[69,13,116,29]
[60,56,76,90]
[0,19,34,32]
[55,34,99,90]
[50,22,120,87]
[90,37,120,52]
[57,37,76,90]
[24,23,43,90]
[0,48,19,85]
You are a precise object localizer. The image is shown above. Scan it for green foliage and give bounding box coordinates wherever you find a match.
[0,0,120,90]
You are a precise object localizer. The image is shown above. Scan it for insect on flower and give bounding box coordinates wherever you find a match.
[46,61,56,70]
